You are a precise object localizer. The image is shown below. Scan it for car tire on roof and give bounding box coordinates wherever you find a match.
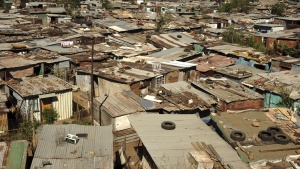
[161,121,176,130]
[274,133,290,145]
[267,126,283,134]
[258,130,274,141]
[230,131,246,141]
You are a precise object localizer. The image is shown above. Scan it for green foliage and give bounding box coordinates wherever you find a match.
[42,107,59,124]
[222,26,245,44]
[69,118,92,125]
[274,41,300,58]
[19,120,40,141]
[155,12,171,33]
[219,0,251,13]
[102,0,113,10]
[222,27,266,52]
[62,121,69,125]
[277,88,294,108]
[0,0,4,8]
[271,3,285,16]
[219,3,233,13]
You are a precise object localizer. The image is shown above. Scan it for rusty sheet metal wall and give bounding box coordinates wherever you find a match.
[53,92,73,120]
[9,67,34,78]
[130,82,141,96]
[165,71,179,83]
[98,78,130,97]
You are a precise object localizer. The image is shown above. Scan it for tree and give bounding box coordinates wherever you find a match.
[219,0,251,13]
[102,0,113,10]
[42,107,59,124]
[19,120,40,141]
[219,3,233,13]
[277,88,295,109]
[155,12,171,33]
[222,26,245,44]
[271,3,285,16]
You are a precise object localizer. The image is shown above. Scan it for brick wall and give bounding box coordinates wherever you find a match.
[220,99,264,111]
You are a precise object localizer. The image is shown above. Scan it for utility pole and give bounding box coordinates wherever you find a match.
[90,36,95,125]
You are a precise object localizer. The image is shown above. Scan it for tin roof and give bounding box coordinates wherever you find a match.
[192,54,236,72]
[7,75,73,98]
[150,32,198,49]
[159,81,217,111]
[93,18,140,32]
[95,92,145,118]
[214,64,266,79]
[149,47,199,61]
[31,124,113,169]
[210,109,300,163]
[96,66,158,84]
[128,114,248,169]
[192,78,264,103]
[242,71,300,95]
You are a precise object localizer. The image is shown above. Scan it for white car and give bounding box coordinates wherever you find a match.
[65,134,79,144]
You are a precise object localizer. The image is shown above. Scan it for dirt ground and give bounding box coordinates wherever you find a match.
[113,140,143,169]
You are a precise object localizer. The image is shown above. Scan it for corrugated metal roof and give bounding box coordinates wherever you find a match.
[42,45,86,54]
[96,92,145,117]
[7,75,73,98]
[193,54,236,72]
[93,18,140,32]
[192,79,264,103]
[242,71,300,94]
[149,47,199,61]
[210,109,300,163]
[161,81,217,106]
[214,64,266,78]
[0,55,70,68]
[123,91,157,110]
[128,114,248,169]
[31,124,113,169]
[97,67,158,84]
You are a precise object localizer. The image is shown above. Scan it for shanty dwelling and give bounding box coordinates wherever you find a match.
[150,81,217,117]
[149,32,199,50]
[242,71,300,112]
[270,56,300,71]
[0,54,72,81]
[206,43,271,71]
[148,47,201,62]
[191,78,264,112]
[253,24,285,33]
[210,108,300,167]
[127,114,248,169]
[213,64,266,83]
[6,75,73,122]
[75,61,169,98]
[30,124,113,169]
[191,54,236,77]
[121,56,198,83]
[92,91,157,145]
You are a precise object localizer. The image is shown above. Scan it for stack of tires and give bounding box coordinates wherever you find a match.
[230,126,290,145]
[258,126,290,145]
